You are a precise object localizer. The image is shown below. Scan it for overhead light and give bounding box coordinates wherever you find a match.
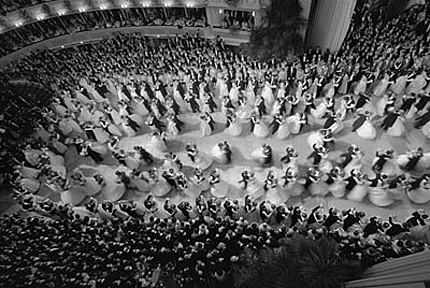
[15,22,23,27]
[219,9,223,14]
[142,3,149,7]
[61,45,65,48]
[100,5,106,10]
[36,16,44,21]
[121,3,129,8]
[58,11,65,15]
[79,7,86,12]
[186,3,194,7]
[157,35,160,38]
[252,11,256,17]
[80,41,83,44]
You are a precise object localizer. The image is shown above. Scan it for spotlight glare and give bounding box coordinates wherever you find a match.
[219,9,223,14]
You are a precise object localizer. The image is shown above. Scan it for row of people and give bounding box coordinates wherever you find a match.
[6,190,429,287]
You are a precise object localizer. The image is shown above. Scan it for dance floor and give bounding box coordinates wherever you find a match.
[2,98,430,220]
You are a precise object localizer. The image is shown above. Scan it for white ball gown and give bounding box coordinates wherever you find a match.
[188,152,213,171]
[190,173,210,191]
[308,174,329,197]
[386,115,405,137]
[407,177,430,204]
[311,101,328,121]
[368,183,395,207]
[265,184,288,204]
[372,74,390,97]
[149,133,168,153]
[179,174,202,199]
[83,175,104,196]
[273,117,290,140]
[246,176,265,200]
[210,173,230,198]
[236,99,254,120]
[253,119,270,138]
[343,154,363,179]
[327,173,346,198]
[251,146,272,166]
[355,117,377,140]
[130,172,152,193]
[346,177,368,202]
[286,114,304,134]
[224,115,243,137]
[376,95,390,116]
[60,187,87,206]
[149,173,172,197]
[261,82,275,108]
[200,116,213,136]
[211,143,231,164]
[17,176,40,194]
[389,75,407,95]
[353,76,368,95]
[406,72,428,95]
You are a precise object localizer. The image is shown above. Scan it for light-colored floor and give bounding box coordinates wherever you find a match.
[2,100,430,220]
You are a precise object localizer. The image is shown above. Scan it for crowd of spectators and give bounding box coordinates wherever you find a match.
[0,0,51,15]
[0,7,207,57]
[219,9,254,31]
[1,194,428,287]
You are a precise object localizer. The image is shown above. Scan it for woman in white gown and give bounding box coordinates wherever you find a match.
[273,115,290,140]
[406,174,430,204]
[104,104,123,126]
[286,113,306,135]
[281,168,305,197]
[311,97,331,121]
[307,168,329,197]
[190,167,210,191]
[236,95,253,120]
[149,130,168,153]
[199,112,214,136]
[224,112,243,137]
[352,111,377,140]
[388,113,405,138]
[346,170,368,202]
[264,170,288,204]
[84,173,105,196]
[211,142,232,164]
[130,95,149,116]
[209,169,230,198]
[251,113,270,138]
[406,70,429,95]
[326,167,346,198]
[261,80,275,108]
[367,173,396,207]
[372,73,391,97]
[353,74,369,95]
[130,171,152,193]
[148,168,172,197]
[245,171,265,200]
[389,74,407,95]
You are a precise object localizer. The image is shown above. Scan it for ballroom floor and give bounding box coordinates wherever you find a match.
[2,105,429,220]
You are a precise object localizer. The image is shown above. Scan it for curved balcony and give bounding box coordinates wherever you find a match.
[0,25,250,67]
